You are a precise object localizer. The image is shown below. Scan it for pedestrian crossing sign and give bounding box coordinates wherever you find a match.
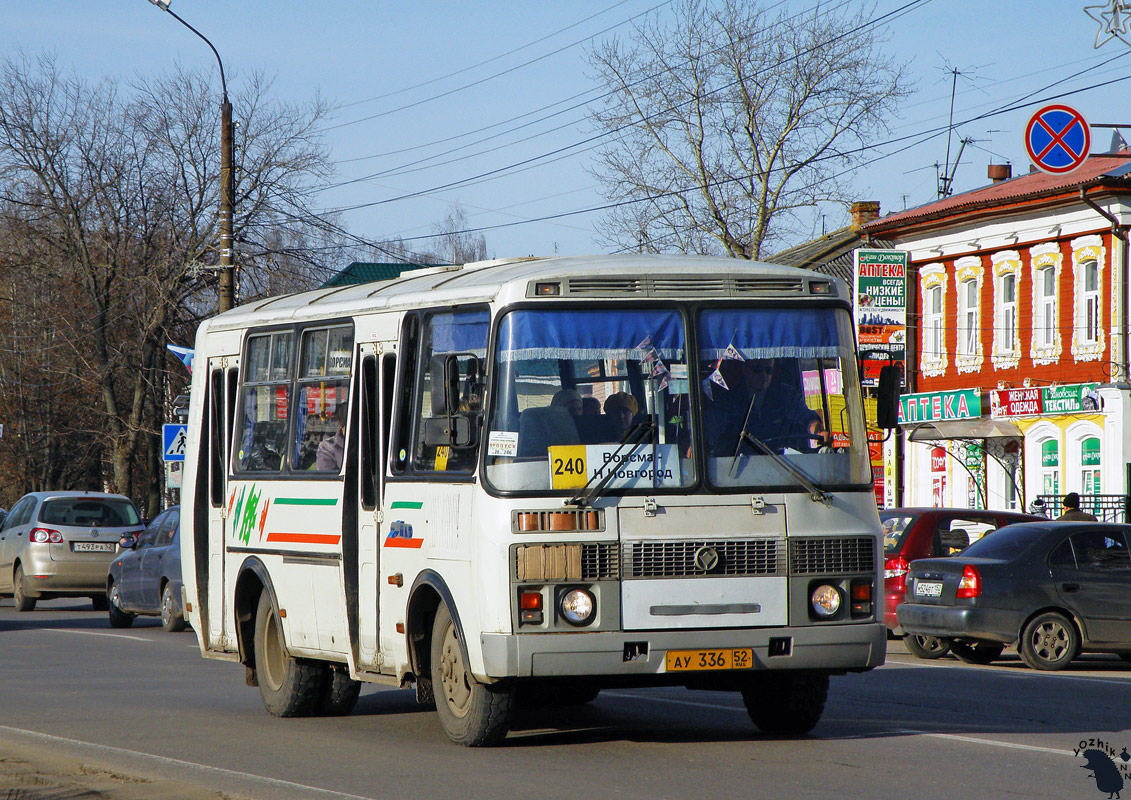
[163,423,188,462]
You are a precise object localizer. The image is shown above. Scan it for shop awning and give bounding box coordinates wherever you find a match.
[905,418,1024,441]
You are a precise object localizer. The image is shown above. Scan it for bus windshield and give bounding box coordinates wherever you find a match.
[485,307,694,493]
[697,306,871,489]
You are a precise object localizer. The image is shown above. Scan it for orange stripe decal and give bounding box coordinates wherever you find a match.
[265,532,341,545]
[383,537,424,549]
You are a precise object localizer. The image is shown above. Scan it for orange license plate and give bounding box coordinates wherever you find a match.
[664,648,753,672]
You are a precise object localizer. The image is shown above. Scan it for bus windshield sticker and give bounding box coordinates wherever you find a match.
[487,431,519,458]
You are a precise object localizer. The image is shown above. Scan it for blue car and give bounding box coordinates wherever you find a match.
[106,506,185,631]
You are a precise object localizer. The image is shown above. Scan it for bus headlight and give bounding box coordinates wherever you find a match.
[559,588,595,626]
[810,584,841,618]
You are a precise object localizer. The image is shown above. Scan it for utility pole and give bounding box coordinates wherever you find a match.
[148,0,236,312]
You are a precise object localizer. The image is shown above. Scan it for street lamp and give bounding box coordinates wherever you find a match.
[147,0,236,312]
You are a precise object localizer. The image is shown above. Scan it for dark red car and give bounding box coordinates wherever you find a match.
[882,507,1043,657]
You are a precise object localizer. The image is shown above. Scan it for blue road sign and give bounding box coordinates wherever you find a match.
[1025,104,1090,175]
[163,423,188,462]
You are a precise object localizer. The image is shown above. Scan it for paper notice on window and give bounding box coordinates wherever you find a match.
[487,431,519,458]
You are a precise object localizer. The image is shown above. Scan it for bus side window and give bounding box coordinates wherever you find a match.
[236,331,293,473]
[360,355,378,509]
[292,325,354,473]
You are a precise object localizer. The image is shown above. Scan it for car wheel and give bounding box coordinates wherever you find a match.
[160,584,186,632]
[13,565,36,612]
[741,673,829,736]
[950,641,1004,665]
[107,581,135,629]
[903,634,951,659]
[316,666,361,716]
[90,595,109,611]
[253,589,321,717]
[430,602,514,746]
[1019,612,1079,671]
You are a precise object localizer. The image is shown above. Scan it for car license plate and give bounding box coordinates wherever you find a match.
[914,580,943,598]
[72,542,114,553]
[665,648,753,672]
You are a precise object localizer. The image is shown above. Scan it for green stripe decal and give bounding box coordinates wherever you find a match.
[390,501,423,509]
[274,498,339,506]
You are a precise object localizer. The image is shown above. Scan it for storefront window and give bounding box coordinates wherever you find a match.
[1081,436,1101,496]
[1041,438,1060,497]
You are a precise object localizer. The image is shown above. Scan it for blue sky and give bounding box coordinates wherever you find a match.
[3,0,1129,261]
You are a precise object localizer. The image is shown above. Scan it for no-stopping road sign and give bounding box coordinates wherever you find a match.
[1025,104,1090,174]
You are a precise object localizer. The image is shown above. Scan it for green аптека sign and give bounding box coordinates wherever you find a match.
[898,388,982,424]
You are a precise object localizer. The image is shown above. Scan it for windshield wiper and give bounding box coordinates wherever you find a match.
[727,394,829,504]
[565,419,655,508]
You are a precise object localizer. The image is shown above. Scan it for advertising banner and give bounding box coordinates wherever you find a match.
[854,249,908,387]
[989,383,1101,418]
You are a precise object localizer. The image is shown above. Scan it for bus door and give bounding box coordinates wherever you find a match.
[351,341,396,671]
[204,356,238,651]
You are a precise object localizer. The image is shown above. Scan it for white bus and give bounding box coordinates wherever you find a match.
[180,254,897,746]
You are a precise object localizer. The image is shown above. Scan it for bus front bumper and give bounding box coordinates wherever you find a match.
[480,622,886,679]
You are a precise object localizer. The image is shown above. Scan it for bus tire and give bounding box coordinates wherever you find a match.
[430,603,513,746]
[254,589,321,717]
[317,666,361,716]
[741,672,828,736]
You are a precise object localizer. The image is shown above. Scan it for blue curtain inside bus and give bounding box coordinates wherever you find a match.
[496,309,685,361]
[698,308,842,360]
[431,309,489,355]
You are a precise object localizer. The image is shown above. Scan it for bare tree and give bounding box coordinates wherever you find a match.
[427,203,489,265]
[0,54,343,510]
[587,0,911,258]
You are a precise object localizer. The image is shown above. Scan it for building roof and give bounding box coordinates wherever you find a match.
[771,226,893,285]
[863,153,1131,235]
[319,262,436,288]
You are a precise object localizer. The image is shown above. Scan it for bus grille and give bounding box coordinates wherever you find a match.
[788,537,875,575]
[624,539,785,578]
[581,543,620,580]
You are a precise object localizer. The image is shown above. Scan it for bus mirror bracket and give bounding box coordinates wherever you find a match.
[876,365,900,429]
[422,415,473,448]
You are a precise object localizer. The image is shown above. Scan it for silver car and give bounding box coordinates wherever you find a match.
[0,491,144,611]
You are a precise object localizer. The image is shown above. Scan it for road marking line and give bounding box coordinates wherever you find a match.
[0,724,377,800]
[892,729,1075,757]
[884,657,1131,686]
[34,628,152,642]
[605,693,1086,757]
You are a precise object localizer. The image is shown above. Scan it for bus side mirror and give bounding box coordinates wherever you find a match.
[422,416,473,448]
[876,365,900,429]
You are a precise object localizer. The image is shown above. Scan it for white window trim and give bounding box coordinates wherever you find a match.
[991,251,1021,370]
[954,256,984,374]
[920,262,948,377]
[1070,235,1105,361]
[1066,420,1104,496]
[1028,243,1062,365]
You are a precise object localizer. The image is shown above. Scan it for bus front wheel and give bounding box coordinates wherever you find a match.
[254,589,321,717]
[430,603,513,746]
[741,672,828,736]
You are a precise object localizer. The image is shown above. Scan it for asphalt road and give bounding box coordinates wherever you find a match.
[2,597,1129,800]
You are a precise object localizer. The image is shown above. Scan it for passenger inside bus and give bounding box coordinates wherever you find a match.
[703,358,823,456]
[315,403,348,472]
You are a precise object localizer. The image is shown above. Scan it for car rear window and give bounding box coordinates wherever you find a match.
[40,498,141,527]
[881,513,918,554]
[961,523,1045,560]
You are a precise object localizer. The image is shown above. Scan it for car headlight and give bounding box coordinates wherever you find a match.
[559,588,595,626]
[810,584,842,618]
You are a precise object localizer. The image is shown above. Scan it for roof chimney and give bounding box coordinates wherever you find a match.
[987,163,1012,183]
[850,201,880,230]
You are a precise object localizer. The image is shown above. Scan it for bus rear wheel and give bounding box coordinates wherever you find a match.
[254,589,321,717]
[741,672,828,736]
[430,603,513,746]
